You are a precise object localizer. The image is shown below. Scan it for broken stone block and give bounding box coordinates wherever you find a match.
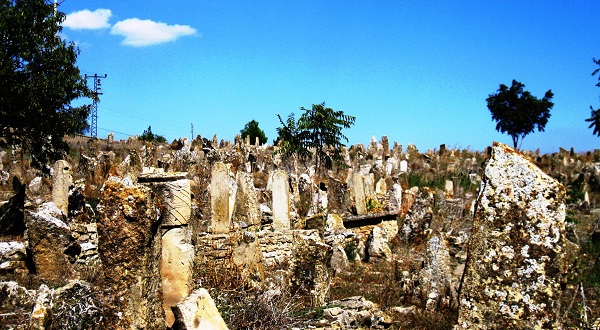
[25,202,78,281]
[366,226,392,263]
[96,177,165,329]
[457,142,569,329]
[171,288,228,330]
[139,172,191,226]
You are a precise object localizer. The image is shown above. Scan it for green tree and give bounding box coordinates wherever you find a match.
[138,126,166,143]
[240,119,267,145]
[276,102,355,173]
[486,80,553,149]
[274,113,311,160]
[0,0,93,170]
[586,58,600,136]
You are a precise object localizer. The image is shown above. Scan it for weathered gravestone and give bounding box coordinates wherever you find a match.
[457,142,569,329]
[271,170,291,230]
[233,171,261,229]
[210,162,230,233]
[352,172,367,215]
[97,177,165,329]
[138,172,193,327]
[52,160,72,215]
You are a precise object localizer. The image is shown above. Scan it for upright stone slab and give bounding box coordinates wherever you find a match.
[233,171,261,228]
[51,160,71,215]
[97,177,165,329]
[271,170,290,230]
[352,172,367,215]
[161,227,194,327]
[138,172,193,327]
[457,142,568,329]
[210,162,230,233]
[381,135,390,158]
[399,160,408,173]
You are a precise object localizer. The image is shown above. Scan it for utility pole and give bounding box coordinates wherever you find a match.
[85,74,107,138]
[191,123,194,139]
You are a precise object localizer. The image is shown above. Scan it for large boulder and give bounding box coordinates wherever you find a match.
[171,288,228,330]
[96,177,165,329]
[25,202,79,281]
[457,142,569,329]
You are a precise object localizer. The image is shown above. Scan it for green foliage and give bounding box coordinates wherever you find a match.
[343,240,358,262]
[365,196,383,213]
[586,58,600,136]
[240,119,267,145]
[138,126,166,143]
[274,113,311,160]
[275,102,355,173]
[487,80,554,149]
[407,173,444,189]
[0,0,93,171]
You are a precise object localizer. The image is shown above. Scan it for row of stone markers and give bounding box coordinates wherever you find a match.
[210,162,291,232]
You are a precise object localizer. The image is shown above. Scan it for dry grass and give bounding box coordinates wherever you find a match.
[330,261,457,329]
[194,255,310,329]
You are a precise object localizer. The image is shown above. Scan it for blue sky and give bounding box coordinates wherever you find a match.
[59,1,600,153]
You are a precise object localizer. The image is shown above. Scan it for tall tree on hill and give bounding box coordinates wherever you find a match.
[585,58,600,136]
[276,102,355,176]
[240,119,267,145]
[486,80,554,150]
[0,0,93,171]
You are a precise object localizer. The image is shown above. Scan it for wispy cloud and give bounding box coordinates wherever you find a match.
[110,18,197,47]
[63,9,112,30]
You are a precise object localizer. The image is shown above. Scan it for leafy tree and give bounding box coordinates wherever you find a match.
[274,113,311,160]
[586,58,600,136]
[0,0,93,170]
[138,126,166,143]
[486,80,553,149]
[276,102,355,173]
[240,119,267,145]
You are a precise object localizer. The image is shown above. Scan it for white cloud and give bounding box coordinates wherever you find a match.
[110,18,197,47]
[63,9,112,30]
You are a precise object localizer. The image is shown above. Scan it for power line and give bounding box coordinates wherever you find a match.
[98,127,133,137]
